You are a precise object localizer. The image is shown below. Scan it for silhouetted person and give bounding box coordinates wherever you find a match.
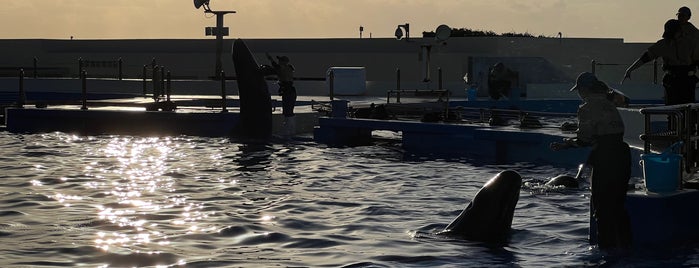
[266,53,297,135]
[622,19,699,105]
[677,6,699,41]
[551,72,632,251]
[487,62,518,100]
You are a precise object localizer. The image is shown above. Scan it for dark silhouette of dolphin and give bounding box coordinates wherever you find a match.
[231,39,273,139]
[438,170,522,243]
[545,174,579,188]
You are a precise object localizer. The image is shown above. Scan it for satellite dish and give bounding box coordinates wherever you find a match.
[194,0,210,9]
[435,24,452,42]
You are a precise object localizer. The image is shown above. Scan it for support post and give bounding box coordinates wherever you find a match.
[166,71,171,102]
[220,70,228,113]
[18,69,25,108]
[33,57,38,78]
[118,58,123,80]
[81,70,88,110]
[142,65,147,96]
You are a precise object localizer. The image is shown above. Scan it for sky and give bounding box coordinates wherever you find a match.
[0,0,695,43]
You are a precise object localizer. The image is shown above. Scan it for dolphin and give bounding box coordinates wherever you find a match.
[544,174,579,188]
[231,39,273,139]
[438,170,522,243]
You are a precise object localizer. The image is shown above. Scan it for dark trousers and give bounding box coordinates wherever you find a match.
[279,82,297,117]
[588,136,632,249]
[663,73,697,105]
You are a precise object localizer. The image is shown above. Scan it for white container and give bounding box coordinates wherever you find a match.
[326,67,366,96]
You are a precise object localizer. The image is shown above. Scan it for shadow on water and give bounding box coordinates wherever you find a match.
[234,143,273,172]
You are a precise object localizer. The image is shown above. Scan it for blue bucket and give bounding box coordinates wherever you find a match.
[640,153,682,193]
[466,87,478,101]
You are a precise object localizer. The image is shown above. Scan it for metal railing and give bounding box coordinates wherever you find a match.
[640,103,699,174]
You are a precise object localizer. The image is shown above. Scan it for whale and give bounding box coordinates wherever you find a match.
[231,39,273,139]
[438,170,522,243]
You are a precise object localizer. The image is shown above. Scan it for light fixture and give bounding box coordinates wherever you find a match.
[194,0,211,11]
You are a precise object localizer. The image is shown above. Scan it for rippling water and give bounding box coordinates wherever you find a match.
[0,131,698,267]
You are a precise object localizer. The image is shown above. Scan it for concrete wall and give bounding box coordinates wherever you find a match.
[0,37,655,96]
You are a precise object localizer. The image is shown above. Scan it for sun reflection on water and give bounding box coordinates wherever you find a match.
[82,136,214,255]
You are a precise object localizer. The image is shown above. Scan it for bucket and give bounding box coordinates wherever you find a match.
[467,87,478,101]
[640,153,682,193]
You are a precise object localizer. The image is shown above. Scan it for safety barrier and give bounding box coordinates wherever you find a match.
[640,103,699,175]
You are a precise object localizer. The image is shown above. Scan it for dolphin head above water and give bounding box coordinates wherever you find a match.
[438,170,522,243]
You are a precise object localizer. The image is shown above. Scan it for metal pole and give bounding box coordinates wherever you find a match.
[118,58,123,80]
[591,60,596,74]
[220,70,228,113]
[329,70,335,101]
[166,71,171,102]
[215,14,224,79]
[152,65,160,102]
[81,70,88,110]
[160,66,166,97]
[142,65,147,96]
[33,57,38,78]
[18,69,25,108]
[78,58,84,78]
[438,67,443,90]
[396,68,401,103]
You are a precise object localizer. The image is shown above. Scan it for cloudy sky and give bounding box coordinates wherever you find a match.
[0,0,694,43]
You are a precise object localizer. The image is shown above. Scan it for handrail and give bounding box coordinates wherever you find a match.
[640,103,699,175]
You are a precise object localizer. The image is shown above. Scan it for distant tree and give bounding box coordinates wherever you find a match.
[423,27,550,38]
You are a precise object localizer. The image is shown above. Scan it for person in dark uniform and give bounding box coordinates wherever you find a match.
[487,62,518,100]
[677,6,699,40]
[266,53,297,135]
[551,72,632,250]
[622,19,699,105]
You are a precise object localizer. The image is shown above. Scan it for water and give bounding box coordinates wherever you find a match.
[0,131,698,267]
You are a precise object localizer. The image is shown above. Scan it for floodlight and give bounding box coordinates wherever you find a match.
[395,27,404,40]
[194,0,210,10]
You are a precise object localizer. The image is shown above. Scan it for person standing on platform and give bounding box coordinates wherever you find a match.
[266,53,297,136]
[622,19,699,105]
[551,72,632,251]
[677,6,699,41]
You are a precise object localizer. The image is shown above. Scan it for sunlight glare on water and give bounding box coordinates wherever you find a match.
[0,132,695,267]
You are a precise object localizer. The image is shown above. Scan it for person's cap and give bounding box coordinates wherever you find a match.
[570,72,598,91]
[678,6,691,16]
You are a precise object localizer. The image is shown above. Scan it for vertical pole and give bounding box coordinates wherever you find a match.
[396,68,401,103]
[215,14,224,79]
[591,60,596,74]
[18,69,25,108]
[220,70,228,113]
[166,71,171,102]
[152,65,160,102]
[118,58,123,80]
[438,67,443,90]
[78,58,84,78]
[329,69,335,101]
[81,70,88,110]
[142,65,147,96]
[33,57,38,78]
[160,66,166,97]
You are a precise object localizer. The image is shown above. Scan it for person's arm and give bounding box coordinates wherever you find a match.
[550,105,594,151]
[622,52,652,84]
